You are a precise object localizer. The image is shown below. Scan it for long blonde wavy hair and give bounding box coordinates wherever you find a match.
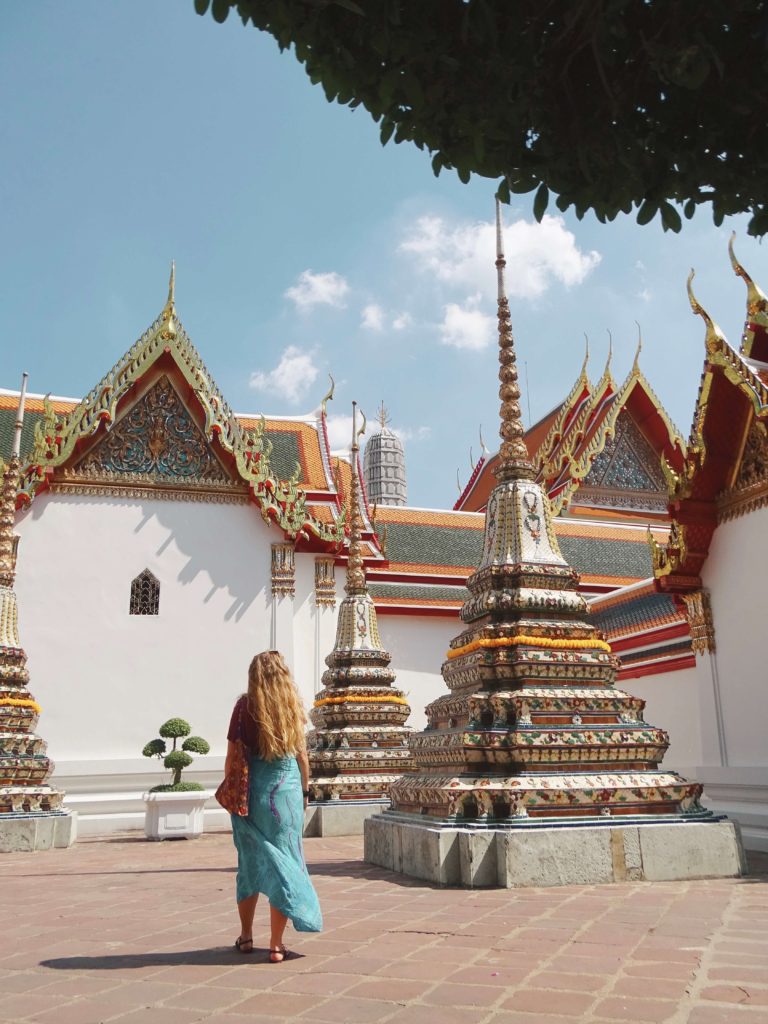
[245,651,307,761]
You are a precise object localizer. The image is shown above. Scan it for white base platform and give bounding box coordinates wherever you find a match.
[0,811,78,853]
[304,800,388,838]
[364,816,747,888]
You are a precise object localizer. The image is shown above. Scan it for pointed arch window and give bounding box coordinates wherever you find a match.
[130,569,160,616]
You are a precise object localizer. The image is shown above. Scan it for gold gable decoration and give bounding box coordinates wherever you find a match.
[15,293,344,544]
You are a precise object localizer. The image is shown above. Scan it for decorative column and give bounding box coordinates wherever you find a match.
[307,404,413,801]
[270,542,295,673]
[0,375,76,851]
[683,589,728,766]
[313,558,337,695]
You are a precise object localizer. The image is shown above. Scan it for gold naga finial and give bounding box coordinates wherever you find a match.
[378,400,390,429]
[456,468,462,494]
[345,401,367,595]
[581,333,590,377]
[469,446,474,470]
[320,374,335,417]
[729,231,768,318]
[687,269,727,356]
[0,372,28,587]
[632,321,643,375]
[606,329,613,370]
[494,198,534,482]
[479,424,488,457]
[160,260,177,337]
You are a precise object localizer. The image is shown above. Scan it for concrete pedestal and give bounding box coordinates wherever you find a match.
[0,811,77,853]
[365,815,746,888]
[305,799,388,838]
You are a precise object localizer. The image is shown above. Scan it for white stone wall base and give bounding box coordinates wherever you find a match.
[0,812,78,853]
[304,800,388,838]
[364,817,747,888]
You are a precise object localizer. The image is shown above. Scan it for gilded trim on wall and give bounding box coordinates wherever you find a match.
[681,590,716,655]
[271,543,296,598]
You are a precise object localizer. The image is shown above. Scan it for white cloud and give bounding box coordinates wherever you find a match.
[392,312,412,331]
[361,303,385,331]
[439,300,495,350]
[394,425,431,442]
[249,346,319,404]
[400,213,601,301]
[285,270,350,310]
[637,287,652,303]
[325,413,354,451]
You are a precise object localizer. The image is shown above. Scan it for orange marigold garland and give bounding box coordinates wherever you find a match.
[446,634,612,660]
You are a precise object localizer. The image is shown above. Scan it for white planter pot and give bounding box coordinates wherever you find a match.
[142,790,212,840]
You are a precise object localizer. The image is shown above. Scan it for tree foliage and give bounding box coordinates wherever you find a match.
[143,719,209,790]
[195,0,768,235]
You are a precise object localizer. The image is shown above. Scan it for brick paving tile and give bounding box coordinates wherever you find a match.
[344,977,436,1001]
[423,980,507,1008]
[0,972,69,994]
[592,996,679,1021]
[687,1008,768,1024]
[109,1010,209,1024]
[490,1015,594,1024]
[384,1005,490,1024]
[271,970,363,996]
[708,966,768,984]
[623,962,698,981]
[614,974,693,999]
[530,970,607,993]
[447,966,531,987]
[702,984,768,1005]
[162,984,253,1012]
[297,995,395,1022]
[546,955,624,975]
[0,992,76,1020]
[232,990,319,1017]
[501,989,596,1016]
[375,960,456,981]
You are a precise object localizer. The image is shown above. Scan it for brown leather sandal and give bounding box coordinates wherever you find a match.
[269,946,286,963]
[235,936,254,953]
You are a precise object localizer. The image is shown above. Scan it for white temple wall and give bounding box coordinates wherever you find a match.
[377,614,460,730]
[14,492,281,833]
[695,506,768,850]
[629,666,703,774]
[292,554,319,707]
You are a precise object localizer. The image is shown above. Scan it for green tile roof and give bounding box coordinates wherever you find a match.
[378,522,483,568]
[0,408,44,462]
[368,582,468,603]
[263,430,301,483]
[592,592,680,636]
[559,534,653,579]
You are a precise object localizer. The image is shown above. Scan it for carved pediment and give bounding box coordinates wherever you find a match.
[577,411,667,511]
[69,375,235,489]
[717,418,768,521]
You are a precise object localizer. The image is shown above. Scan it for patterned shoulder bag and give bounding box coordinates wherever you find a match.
[215,699,250,816]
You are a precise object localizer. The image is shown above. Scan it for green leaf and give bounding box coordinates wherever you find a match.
[684,198,697,219]
[533,183,549,222]
[496,178,511,204]
[660,202,682,233]
[211,0,230,24]
[636,200,658,226]
[380,118,396,145]
[193,0,210,14]
[431,153,443,177]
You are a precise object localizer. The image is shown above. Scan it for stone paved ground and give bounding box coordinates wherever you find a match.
[0,831,767,1024]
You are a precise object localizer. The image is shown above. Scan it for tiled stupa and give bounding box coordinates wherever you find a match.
[387,205,711,827]
[363,403,407,507]
[0,378,74,850]
[308,403,413,801]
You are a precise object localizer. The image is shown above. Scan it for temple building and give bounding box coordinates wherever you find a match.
[0,238,765,851]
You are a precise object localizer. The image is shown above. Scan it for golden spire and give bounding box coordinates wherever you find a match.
[345,401,367,596]
[378,401,391,429]
[729,232,768,319]
[479,424,488,457]
[606,329,613,371]
[0,373,28,588]
[160,260,177,338]
[687,269,727,356]
[494,199,534,482]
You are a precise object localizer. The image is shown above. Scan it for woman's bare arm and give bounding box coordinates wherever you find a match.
[224,739,236,778]
[296,746,310,805]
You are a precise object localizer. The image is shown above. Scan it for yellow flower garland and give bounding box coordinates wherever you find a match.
[314,694,409,708]
[0,697,42,714]
[446,634,611,660]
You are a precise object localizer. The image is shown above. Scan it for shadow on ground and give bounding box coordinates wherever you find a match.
[40,948,304,970]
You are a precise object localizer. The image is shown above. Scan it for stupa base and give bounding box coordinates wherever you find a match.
[305,798,389,838]
[364,813,745,888]
[0,810,77,853]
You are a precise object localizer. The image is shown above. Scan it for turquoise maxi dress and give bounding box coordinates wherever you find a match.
[231,754,323,933]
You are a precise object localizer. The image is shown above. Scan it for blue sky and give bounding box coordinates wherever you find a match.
[2,1,766,508]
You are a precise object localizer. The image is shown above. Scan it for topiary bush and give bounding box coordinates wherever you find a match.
[142,718,211,792]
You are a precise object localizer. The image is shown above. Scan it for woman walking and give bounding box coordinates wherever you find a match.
[225,650,322,961]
